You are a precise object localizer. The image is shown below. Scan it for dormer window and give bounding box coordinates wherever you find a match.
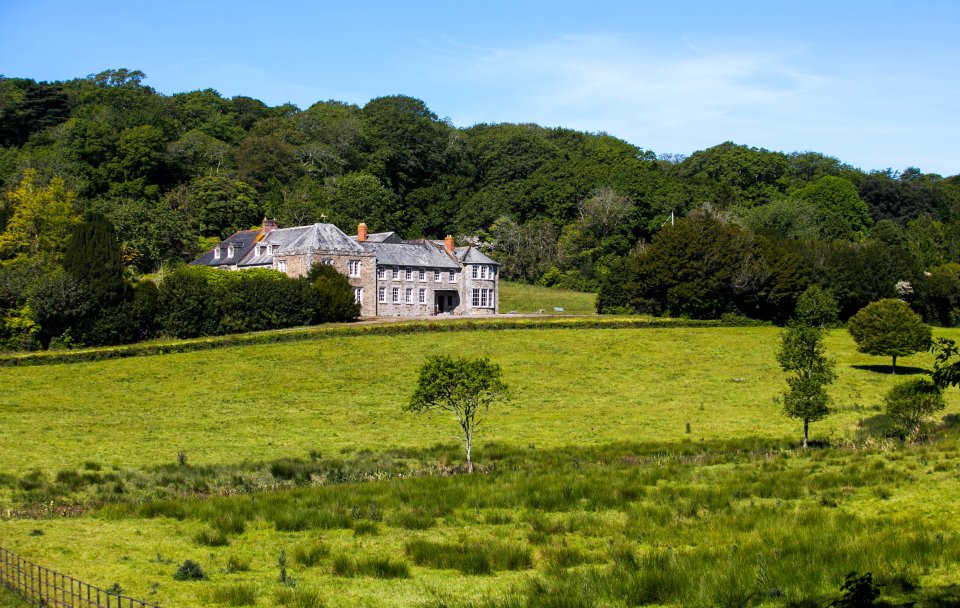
[227,245,234,258]
[267,244,274,255]
[255,245,263,256]
[214,247,221,260]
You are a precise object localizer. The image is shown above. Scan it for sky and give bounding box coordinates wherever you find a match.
[1,0,958,176]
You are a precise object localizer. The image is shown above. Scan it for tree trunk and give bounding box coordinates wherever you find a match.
[465,436,473,474]
[803,418,809,449]
[892,354,897,375]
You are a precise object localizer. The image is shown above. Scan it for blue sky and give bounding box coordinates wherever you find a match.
[2,1,958,175]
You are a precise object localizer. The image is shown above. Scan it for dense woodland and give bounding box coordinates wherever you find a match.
[2,69,960,348]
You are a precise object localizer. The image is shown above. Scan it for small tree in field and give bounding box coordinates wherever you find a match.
[847,299,931,374]
[884,377,945,440]
[778,322,836,447]
[407,355,508,473]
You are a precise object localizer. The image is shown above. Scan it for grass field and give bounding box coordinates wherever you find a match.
[2,324,960,607]
[498,281,597,314]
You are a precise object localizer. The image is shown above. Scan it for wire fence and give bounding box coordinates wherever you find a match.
[0,546,161,608]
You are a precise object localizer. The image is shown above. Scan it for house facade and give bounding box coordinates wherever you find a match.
[192,219,499,318]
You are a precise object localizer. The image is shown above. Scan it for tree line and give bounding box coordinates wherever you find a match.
[1,69,960,348]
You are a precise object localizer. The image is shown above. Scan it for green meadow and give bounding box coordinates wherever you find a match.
[2,324,960,607]
[498,281,597,315]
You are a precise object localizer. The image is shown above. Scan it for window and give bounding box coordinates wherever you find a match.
[267,244,273,255]
[489,266,496,279]
[214,247,221,260]
[449,271,457,283]
[471,265,478,279]
[418,269,426,281]
[405,268,413,280]
[255,245,262,256]
[395,266,401,279]
[434,270,441,282]
[392,287,400,303]
[378,287,386,303]
[227,245,234,258]
[419,288,426,304]
[471,288,494,308]
[354,287,363,304]
[322,258,334,266]
[377,267,385,280]
[348,260,361,277]
[405,288,413,303]
[277,260,287,273]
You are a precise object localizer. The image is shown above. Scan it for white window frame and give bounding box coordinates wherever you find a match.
[395,266,401,279]
[392,287,400,303]
[419,269,426,281]
[322,258,334,266]
[277,260,287,273]
[214,247,221,260]
[227,245,234,258]
[378,287,386,303]
[354,287,363,304]
[405,268,413,281]
[377,267,385,280]
[434,270,441,282]
[405,287,413,304]
[419,288,426,304]
[348,260,361,277]
[471,265,478,279]
[449,271,457,283]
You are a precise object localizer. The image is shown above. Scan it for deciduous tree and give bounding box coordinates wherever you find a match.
[406,355,509,473]
[777,322,836,447]
[847,299,932,374]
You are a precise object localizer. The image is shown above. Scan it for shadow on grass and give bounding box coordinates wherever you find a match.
[851,364,929,376]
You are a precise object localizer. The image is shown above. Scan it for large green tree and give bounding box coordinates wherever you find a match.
[847,299,932,374]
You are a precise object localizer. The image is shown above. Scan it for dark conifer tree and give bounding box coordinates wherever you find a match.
[64,211,126,306]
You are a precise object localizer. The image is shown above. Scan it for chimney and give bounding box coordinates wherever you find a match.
[357,222,368,242]
[444,235,454,253]
[262,217,278,233]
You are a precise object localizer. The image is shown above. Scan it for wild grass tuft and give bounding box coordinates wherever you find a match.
[194,527,229,547]
[405,539,532,575]
[292,539,329,567]
[273,586,325,607]
[204,582,259,606]
[331,555,410,579]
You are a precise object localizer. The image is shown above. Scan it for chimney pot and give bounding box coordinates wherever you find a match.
[262,217,278,233]
[358,222,368,242]
[444,235,454,253]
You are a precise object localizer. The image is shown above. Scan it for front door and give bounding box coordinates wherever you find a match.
[434,292,459,313]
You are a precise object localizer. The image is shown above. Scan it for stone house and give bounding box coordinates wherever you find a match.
[192,219,499,317]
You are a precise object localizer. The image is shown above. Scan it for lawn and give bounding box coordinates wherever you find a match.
[2,324,960,607]
[498,281,597,314]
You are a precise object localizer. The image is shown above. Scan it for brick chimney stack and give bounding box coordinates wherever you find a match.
[357,222,368,242]
[444,235,454,253]
[262,217,278,234]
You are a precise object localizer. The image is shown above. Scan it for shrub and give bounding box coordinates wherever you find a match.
[405,539,531,575]
[173,559,206,581]
[885,378,945,439]
[306,263,360,323]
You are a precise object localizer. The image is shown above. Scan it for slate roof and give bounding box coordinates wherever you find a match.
[454,246,499,266]
[267,224,366,254]
[191,229,261,267]
[361,241,459,269]
[358,231,402,243]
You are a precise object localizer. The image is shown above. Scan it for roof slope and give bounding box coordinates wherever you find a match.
[191,229,260,267]
[362,241,459,268]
